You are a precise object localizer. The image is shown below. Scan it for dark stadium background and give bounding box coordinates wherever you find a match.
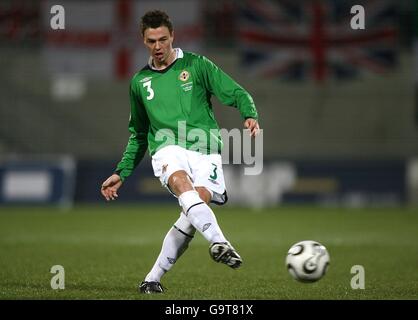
[0,0,417,301]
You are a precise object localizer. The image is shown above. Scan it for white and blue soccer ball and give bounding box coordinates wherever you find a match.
[285,240,330,283]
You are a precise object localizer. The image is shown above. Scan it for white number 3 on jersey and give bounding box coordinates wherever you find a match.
[143,80,154,100]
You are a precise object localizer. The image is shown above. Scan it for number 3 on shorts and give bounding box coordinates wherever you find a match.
[209,163,218,180]
[143,80,154,100]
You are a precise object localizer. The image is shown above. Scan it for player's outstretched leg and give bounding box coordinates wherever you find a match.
[139,213,196,294]
[178,190,242,269]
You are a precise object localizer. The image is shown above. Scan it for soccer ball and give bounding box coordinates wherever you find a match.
[285,240,330,283]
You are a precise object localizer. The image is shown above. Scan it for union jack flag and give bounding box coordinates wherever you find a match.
[238,0,398,82]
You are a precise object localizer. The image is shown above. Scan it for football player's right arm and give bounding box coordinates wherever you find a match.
[101,174,122,201]
[101,80,149,201]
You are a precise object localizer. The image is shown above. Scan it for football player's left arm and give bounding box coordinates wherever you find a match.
[197,56,260,137]
[244,118,260,137]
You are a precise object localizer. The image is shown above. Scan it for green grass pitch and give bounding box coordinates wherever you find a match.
[0,205,417,300]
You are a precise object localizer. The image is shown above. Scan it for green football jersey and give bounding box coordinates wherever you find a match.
[115,49,258,181]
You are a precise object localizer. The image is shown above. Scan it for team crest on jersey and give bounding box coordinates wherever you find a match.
[179,70,190,81]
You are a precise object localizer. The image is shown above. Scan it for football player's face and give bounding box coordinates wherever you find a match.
[143,26,174,65]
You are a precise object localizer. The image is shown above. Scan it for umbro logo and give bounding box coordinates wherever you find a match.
[202,223,211,232]
[167,257,176,264]
[140,76,152,83]
[208,179,219,185]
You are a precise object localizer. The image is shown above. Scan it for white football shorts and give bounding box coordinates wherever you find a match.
[151,145,227,205]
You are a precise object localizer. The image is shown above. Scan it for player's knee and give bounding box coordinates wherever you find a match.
[195,187,211,204]
[168,170,194,196]
[178,190,205,215]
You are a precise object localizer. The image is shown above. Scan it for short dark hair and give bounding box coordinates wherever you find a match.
[140,10,173,36]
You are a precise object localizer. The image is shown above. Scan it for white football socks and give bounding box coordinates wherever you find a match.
[179,190,227,244]
[145,213,195,283]
[145,190,228,283]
